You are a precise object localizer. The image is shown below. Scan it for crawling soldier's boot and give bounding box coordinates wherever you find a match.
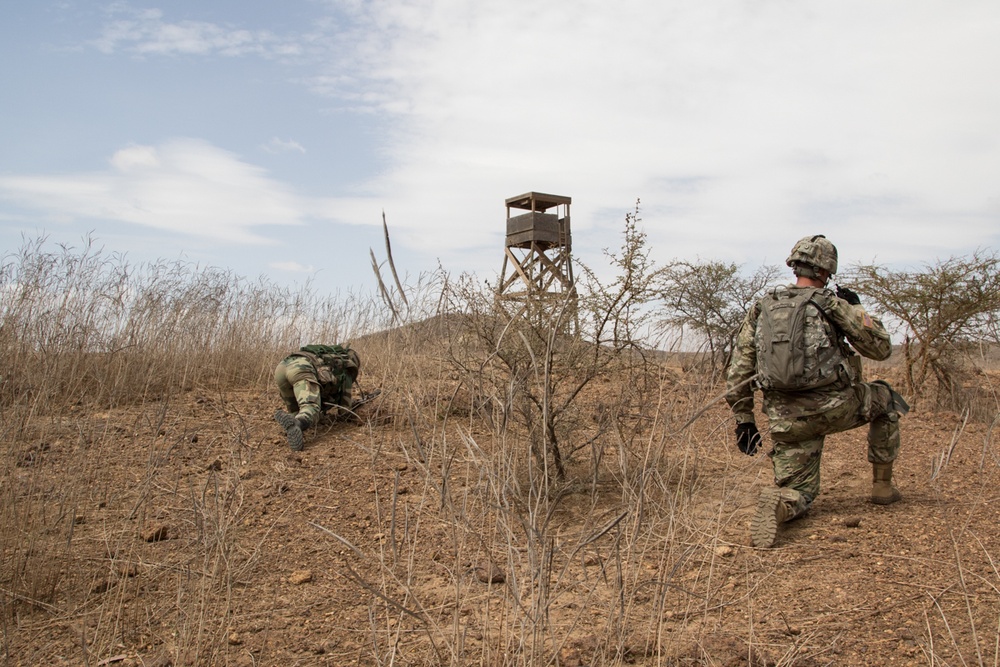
[275,411,309,452]
[751,486,791,548]
[871,462,902,505]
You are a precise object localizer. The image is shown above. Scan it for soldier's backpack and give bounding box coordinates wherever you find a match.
[754,287,849,392]
[293,344,361,408]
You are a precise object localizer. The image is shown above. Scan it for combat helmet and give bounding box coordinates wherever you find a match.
[786,234,838,276]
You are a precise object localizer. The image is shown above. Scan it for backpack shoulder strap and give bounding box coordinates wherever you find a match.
[805,288,842,334]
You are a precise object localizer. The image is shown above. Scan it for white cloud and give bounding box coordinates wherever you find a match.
[0,139,340,244]
[262,138,307,154]
[311,0,1000,271]
[111,144,160,170]
[90,6,305,58]
[269,261,316,273]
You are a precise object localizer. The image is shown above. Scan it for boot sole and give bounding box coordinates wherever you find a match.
[751,487,782,548]
[274,410,304,451]
[871,492,902,505]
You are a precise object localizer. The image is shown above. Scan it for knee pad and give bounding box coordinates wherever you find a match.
[872,380,910,416]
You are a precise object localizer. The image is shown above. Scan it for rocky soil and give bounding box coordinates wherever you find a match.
[3,367,1000,666]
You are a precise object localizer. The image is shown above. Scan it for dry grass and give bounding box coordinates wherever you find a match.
[2,235,1000,665]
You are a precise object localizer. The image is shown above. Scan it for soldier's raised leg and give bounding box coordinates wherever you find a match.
[864,381,904,505]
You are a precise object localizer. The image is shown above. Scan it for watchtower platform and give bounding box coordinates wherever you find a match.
[497,192,576,324]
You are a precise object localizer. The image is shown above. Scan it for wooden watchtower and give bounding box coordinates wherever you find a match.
[497,192,576,322]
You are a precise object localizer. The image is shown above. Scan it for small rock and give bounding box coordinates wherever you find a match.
[558,647,583,667]
[142,525,169,542]
[844,517,862,528]
[715,545,735,557]
[475,563,505,584]
[829,535,847,543]
[583,554,601,567]
[207,459,222,471]
[228,632,242,645]
[289,570,313,585]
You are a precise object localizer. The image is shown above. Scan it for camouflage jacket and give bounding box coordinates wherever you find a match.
[289,344,360,409]
[725,285,892,423]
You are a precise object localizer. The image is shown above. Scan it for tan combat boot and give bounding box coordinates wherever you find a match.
[871,462,902,505]
[751,487,791,548]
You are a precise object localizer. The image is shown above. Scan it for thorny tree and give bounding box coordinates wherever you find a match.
[846,249,1000,408]
[656,260,780,374]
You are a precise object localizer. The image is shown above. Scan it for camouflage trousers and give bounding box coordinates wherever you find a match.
[273,356,322,428]
[768,381,901,519]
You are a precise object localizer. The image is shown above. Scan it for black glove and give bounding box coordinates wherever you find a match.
[835,284,861,306]
[735,423,762,456]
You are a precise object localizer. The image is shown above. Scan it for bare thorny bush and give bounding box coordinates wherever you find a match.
[344,207,747,664]
[443,206,661,484]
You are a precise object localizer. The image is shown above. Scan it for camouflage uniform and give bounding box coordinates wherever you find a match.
[273,345,360,450]
[274,355,324,428]
[727,288,898,517]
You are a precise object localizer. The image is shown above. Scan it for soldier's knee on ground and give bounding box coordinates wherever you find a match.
[779,486,812,519]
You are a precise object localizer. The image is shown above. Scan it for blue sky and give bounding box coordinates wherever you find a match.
[2,0,999,297]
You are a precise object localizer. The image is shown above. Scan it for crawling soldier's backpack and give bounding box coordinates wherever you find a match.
[293,344,360,409]
[754,287,850,392]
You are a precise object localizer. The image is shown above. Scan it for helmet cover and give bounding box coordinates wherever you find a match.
[786,234,838,275]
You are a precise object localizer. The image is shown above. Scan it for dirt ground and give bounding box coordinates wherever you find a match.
[3,364,1000,666]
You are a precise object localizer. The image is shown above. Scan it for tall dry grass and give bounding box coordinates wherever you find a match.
[0,235,391,414]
